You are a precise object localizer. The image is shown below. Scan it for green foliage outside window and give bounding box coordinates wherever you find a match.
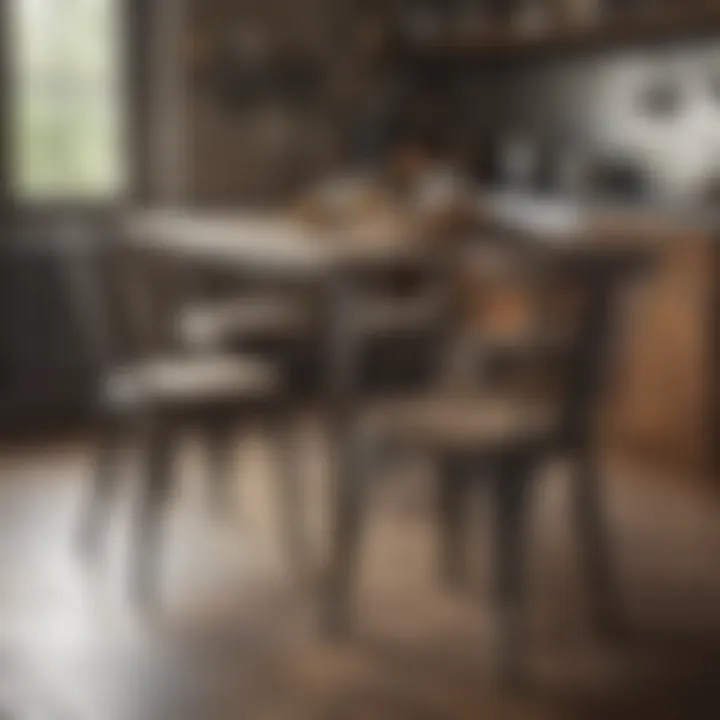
[11,0,125,200]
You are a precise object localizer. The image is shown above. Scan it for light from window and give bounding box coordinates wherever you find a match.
[10,0,126,201]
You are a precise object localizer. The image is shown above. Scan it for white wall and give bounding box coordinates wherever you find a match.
[500,40,720,202]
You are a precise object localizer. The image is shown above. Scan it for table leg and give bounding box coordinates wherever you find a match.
[132,419,176,609]
[77,415,125,562]
[491,457,532,686]
[572,450,619,635]
[438,456,470,590]
[322,272,365,636]
[206,423,236,515]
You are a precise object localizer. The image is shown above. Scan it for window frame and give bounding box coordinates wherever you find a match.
[0,0,140,213]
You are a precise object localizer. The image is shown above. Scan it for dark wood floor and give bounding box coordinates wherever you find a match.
[0,423,719,719]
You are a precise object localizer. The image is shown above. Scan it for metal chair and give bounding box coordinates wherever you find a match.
[177,262,446,392]
[59,222,303,605]
[177,259,448,529]
[322,241,651,682]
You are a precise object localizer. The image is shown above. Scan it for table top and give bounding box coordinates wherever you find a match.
[124,206,669,284]
[479,190,715,237]
[124,211,427,278]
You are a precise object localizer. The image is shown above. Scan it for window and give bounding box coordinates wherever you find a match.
[9,0,126,202]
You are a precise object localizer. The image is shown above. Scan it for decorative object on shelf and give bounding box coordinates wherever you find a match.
[501,132,538,189]
[558,0,601,27]
[532,134,563,194]
[638,68,684,120]
[532,129,591,195]
[354,9,390,58]
[601,0,661,16]
[556,145,592,196]
[394,0,720,59]
[193,24,270,111]
[394,0,447,41]
[193,24,322,115]
[514,0,554,35]
[473,136,504,186]
[587,152,650,200]
[451,0,494,37]
[487,0,521,24]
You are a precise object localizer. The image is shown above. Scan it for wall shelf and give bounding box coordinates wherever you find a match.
[396,7,720,64]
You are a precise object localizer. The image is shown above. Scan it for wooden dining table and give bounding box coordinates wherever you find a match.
[123,206,666,637]
[123,204,663,437]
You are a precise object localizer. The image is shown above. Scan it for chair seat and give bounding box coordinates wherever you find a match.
[103,355,281,410]
[472,327,571,357]
[181,293,443,350]
[362,393,559,456]
[180,297,313,349]
[355,294,444,337]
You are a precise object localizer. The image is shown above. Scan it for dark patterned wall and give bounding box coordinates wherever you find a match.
[186,0,358,206]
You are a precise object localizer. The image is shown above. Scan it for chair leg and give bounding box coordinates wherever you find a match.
[571,452,619,635]
[132,422,176,608]
[206,425,236,515]
[438,457,469,590]
[271,413,306,575]
[322,428,370,637]
[491,458,533,685]
[77,419,124,561]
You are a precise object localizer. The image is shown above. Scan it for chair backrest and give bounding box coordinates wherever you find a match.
[57,221,121,381]
[444,241,650,449]
[541,249,649,451]
[57,218,187,383]
[438,242,551,389]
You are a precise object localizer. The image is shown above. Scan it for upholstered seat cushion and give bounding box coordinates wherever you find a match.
[361,393,559,455]
[103,355,281,409]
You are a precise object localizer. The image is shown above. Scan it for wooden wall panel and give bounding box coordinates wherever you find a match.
[605,239,711,479]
